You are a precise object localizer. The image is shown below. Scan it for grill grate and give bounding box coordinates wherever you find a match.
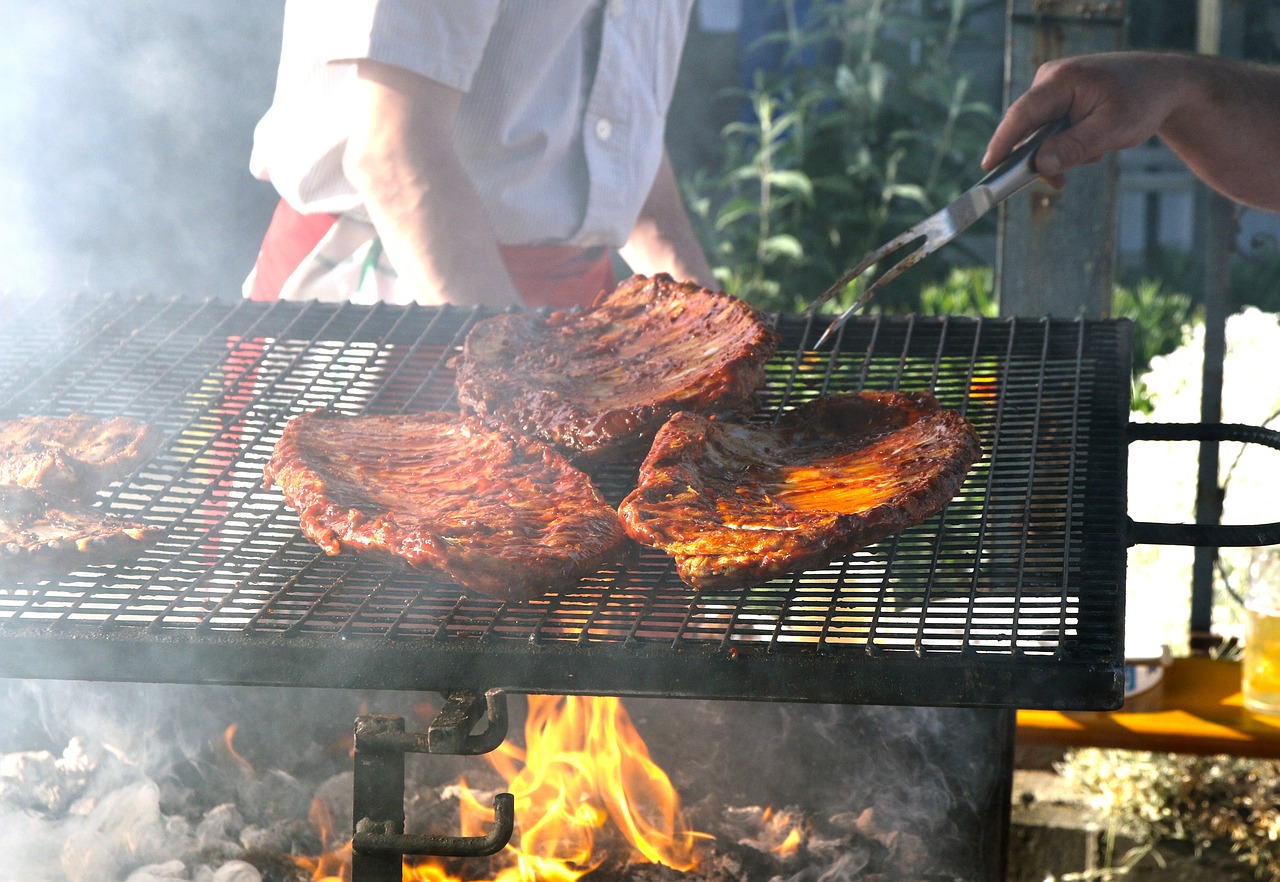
[0,293,1131,710]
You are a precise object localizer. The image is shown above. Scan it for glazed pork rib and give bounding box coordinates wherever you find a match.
[455,273,780,462]
[264,409,629,601]
[0,488,159,582]
[0,414,161,499]
[618,391,982,589]
[0,414,162,581]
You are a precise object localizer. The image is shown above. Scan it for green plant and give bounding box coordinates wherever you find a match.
[1111,278,1197,414]
[684,0,1000,315]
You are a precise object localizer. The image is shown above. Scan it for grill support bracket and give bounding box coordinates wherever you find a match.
[352,691,514,880]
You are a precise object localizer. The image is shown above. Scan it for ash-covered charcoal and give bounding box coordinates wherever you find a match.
[237,848,312,882]
[0,736,100,815]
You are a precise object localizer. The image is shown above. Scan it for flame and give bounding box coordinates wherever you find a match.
[297,696,706,882]
[455,695,704,881]
[294,796,353,882]
[223,724,255,775]
[774,826,802,857]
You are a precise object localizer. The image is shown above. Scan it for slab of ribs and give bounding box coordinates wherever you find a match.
[264,409,628,601]
[618,391,983,589]
[0,414,161,581]
[271,275,983,599]
[455,273,780,462]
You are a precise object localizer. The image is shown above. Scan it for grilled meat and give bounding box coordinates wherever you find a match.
[455,273,780,462]
[264,409,629,601]
[0,487,159,582]
[0,414,161,498]
[0,414,162,581]
[618,391,982,589]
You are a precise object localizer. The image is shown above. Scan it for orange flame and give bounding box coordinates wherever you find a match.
[223,724,254,775]
[456,695,704,881]
[302,696,707,882]
[294,795,352,881]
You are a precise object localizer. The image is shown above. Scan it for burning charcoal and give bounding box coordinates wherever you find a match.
[123,859,189,881]
[239,817,321,856]
[236,848,312,882]
[696,840,783,882]
[194,803,248,864]
[0,736,100,815]
[207,861,267,882]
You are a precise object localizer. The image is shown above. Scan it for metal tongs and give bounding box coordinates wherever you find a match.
[805,117,1071,347]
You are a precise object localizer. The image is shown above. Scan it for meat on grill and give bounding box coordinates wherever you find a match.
[264,409,629,601]
[0,487,159,582]
[0,414,161,499]
[0,414,162,581]
[454,273,780,462]
[618,391,982,589]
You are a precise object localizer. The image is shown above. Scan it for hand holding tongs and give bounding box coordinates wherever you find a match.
[805,117,1071,347]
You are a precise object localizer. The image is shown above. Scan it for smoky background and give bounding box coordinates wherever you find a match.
[0,3,284,300]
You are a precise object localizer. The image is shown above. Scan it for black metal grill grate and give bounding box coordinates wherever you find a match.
[0,293,1131,710]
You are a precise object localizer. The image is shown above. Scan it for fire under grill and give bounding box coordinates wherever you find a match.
[0,293,1131,711]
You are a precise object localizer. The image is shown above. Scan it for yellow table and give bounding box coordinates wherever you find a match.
[1017,656,1280,758]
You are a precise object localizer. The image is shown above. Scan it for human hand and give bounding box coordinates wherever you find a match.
[982,52,1189,188]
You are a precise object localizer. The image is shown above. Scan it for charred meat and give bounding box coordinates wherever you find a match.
[455,273,780,462]
[618,392,982,589]
[0,414,161,499]
[264,409,629,601]
[0,487,159,582]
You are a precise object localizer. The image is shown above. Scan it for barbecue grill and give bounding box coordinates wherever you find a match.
[8,292,1277,880]
[0,292,1136,710]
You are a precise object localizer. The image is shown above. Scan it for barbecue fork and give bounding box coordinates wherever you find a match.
[805,117,1071,347]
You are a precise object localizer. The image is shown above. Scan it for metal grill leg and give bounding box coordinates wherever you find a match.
[352,715,406,882]
[350,691,513,882]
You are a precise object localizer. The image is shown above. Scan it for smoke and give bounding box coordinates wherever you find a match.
[0,2,284,299]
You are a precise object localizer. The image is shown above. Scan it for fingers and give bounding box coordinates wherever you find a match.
[982,87,1073,172]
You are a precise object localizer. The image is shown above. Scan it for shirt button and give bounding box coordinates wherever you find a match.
[607,0,625,17]
[595,118,613,141]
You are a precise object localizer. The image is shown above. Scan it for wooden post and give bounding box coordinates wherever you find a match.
[997,0,1126,319]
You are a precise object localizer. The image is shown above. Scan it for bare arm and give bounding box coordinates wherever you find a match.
[983,52,1280,212]
[618,150,717,288]
[342,60,521,306]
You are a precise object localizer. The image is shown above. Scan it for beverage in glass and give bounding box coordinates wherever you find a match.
[1244,591,1280,715]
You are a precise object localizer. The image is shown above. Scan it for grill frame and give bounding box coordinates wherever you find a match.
[0,294,1131,710]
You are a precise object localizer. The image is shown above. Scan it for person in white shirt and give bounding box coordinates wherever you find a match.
[244,1,715,307]
[985,51,1280,212]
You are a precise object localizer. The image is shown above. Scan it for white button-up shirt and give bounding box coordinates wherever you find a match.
[250,0,693,249]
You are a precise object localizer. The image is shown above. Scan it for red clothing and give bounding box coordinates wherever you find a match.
[247,199,613,309]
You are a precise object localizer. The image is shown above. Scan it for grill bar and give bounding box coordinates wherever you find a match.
[0,294,1131,710]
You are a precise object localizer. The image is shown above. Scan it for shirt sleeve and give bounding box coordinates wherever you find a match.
[319,0,504,92]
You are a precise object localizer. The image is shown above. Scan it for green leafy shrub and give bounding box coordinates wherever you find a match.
[1112,278,1197,414]
[684,0,1000,315]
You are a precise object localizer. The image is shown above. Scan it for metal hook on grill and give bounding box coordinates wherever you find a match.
[351,696,515,877]
[354,689,509,756]
[354,794,515,858]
